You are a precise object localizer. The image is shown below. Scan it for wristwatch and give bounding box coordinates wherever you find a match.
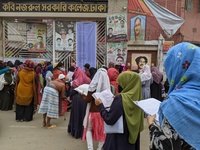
[149,123,155,130]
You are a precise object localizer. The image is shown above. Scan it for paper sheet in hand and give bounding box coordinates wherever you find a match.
[66,71,74,80]
[92,89,114,107]
[74,84,89,96]
[133,98,161,121]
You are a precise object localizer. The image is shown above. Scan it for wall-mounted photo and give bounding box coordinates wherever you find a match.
[130,15,146,41]
[27,23,46,52]
[55,21,75,51]
[107,42,127,66]
[131,53,151,73]
[107,14,127,42]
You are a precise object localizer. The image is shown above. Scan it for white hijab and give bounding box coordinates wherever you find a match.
[88,68,110,92]
[140,64,152,82]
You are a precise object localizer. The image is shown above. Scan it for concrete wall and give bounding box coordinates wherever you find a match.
[108,0,128,15]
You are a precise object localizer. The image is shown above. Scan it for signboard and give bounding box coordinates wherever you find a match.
[0,2,107,13]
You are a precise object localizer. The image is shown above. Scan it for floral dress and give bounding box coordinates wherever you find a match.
[149,118,195,150]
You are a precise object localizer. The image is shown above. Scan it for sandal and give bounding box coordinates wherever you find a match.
[46,124,56,129]
[41,124,46,127]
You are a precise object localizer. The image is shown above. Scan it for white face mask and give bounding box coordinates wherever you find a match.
[60,68,65,72]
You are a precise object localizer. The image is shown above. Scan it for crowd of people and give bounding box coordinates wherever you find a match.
[0,42,199,150]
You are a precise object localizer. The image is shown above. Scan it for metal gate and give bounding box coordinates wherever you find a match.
[2,19,107,68]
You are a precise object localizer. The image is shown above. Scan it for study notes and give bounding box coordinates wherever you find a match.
[74,84,89,96]
[133,98,161,121]
[92,89,114,107]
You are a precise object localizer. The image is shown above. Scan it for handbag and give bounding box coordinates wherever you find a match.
[104,108,124,134]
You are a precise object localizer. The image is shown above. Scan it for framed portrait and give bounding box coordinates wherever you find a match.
[131,53,151,72]
[130,15,146,41]
[27,23,47,52]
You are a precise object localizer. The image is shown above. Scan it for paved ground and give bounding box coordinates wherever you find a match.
[0,110,150,150]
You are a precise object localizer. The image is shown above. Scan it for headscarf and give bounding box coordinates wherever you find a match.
[117,71,144,144]
[4,61,14,85]
[88,67,97,80]
[40,61,44,66]
[24,60,34,71]
[140,64,152,82]
[35,66,42,75]
[159,42,200,149]
[47,64,53,71]
[120,64,128,72]
[72,67,91,88]
[107,68,119,94]
[71,62,76,68]
[151,66,163,84]
[88,68,110,92]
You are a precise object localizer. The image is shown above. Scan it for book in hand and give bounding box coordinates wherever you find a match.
[92,88,114,108]
[133,98,161,121]
[74,84,89,96]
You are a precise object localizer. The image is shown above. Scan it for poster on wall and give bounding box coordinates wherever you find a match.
[7,23,27,42]
[163,41,174,52]
[131,53,151,73]
[130,15,146,41]
[106,14,127,42]
[27,23,46,52]
[107,42,127,66]
[55,21,75,51]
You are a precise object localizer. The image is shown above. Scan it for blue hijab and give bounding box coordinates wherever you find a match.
[159,42,200,149]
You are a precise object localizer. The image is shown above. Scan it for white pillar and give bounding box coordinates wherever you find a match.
[52,20,56,65]
[157,34,164,71]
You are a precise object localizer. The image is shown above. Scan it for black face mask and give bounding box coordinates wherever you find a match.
[118,85,123,93]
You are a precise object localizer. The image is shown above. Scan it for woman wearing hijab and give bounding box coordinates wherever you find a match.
[15,60,37,122]
[140,64,153,99]
[67,67,91,139]
[150,66,163,101]
[0,61,15,111]
[107,67,119,95]
[81,68,110,150]
[95,71,144,150]
[147,42,199,149]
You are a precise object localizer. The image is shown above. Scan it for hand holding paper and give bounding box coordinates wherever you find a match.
[133,98,161,121]
[74,84,89,96]
[92,89,114,107]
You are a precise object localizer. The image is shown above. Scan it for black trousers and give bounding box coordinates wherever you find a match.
[15,100,34,121]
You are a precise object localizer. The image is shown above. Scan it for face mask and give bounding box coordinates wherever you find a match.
[60,68,65,72]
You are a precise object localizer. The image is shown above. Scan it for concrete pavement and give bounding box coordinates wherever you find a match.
[0,110,150,150]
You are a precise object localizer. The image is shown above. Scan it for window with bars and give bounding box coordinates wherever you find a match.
[185,0,193,11]
[199,0,200,13]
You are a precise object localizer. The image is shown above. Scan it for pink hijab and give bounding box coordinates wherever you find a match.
[151,66,163,84]
[107,68,119,94]
[72,67,91,88]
